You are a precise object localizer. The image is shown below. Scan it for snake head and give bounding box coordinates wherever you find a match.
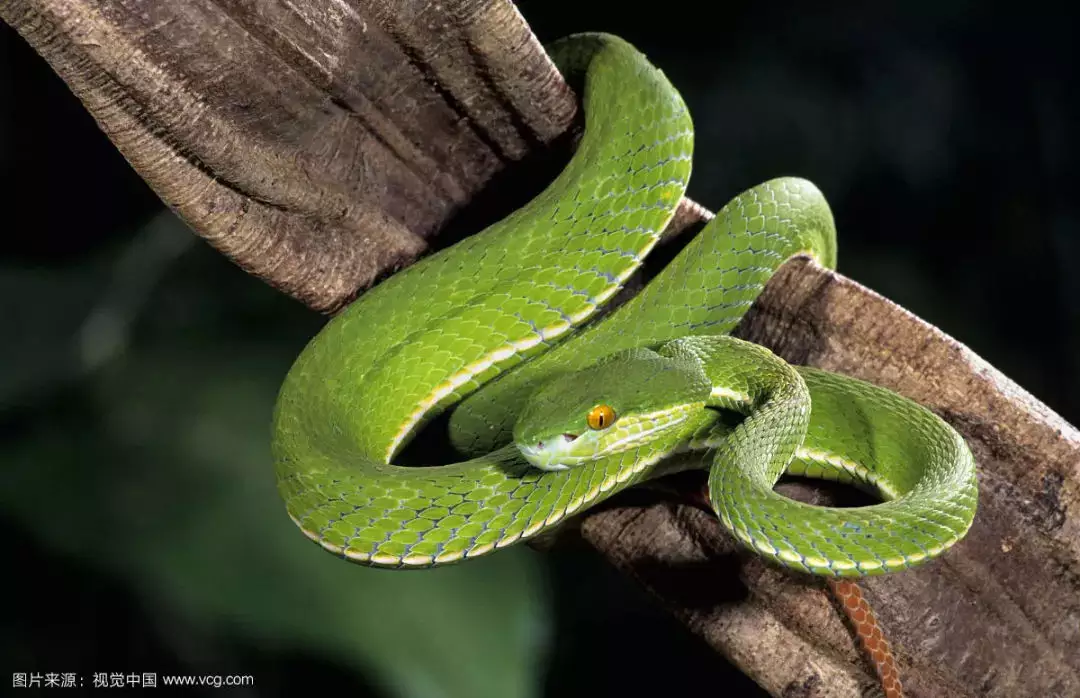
[513,346,710,471]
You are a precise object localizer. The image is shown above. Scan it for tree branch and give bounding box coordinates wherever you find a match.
[4,1,1077,696]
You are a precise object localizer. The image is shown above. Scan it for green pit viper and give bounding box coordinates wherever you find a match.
[272,33,978,580]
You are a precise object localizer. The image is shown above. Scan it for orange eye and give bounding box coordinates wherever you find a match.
[587,404,616,430]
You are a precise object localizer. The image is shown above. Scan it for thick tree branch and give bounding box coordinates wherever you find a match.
[4,1,1078,696]
[2,0,585,311]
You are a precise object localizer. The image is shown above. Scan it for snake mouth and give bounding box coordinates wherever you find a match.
[518,433,579,471]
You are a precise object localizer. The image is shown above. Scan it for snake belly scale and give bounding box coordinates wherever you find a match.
[272,33,978,576]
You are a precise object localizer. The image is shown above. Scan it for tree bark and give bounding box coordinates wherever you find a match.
[4,1,1077,696]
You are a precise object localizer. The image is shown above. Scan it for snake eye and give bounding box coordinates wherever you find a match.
[586,404,616,430]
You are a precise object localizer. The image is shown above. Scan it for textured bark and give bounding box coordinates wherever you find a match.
[4,1,1078,696]
[1,0,583,312]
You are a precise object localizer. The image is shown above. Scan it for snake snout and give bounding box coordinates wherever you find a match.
[534,433,578,450]
[518,432,581,471]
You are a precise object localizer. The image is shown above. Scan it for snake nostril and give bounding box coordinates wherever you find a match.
[536,441,544,449]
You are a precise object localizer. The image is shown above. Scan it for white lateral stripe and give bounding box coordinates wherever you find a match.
[385,240,660,461]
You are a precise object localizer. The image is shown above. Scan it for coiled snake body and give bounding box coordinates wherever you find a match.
[272,34,977,581]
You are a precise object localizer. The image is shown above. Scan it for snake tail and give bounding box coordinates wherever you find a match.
[829,579,904,698]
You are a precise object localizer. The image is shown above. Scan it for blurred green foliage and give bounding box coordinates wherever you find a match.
[1,211,549,698]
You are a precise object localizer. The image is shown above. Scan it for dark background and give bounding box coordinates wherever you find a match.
[2,2,1076,696]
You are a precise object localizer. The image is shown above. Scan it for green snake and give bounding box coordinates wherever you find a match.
[272,33,978,578]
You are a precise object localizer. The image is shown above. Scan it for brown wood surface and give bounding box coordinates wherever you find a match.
[4,1,1078,696]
